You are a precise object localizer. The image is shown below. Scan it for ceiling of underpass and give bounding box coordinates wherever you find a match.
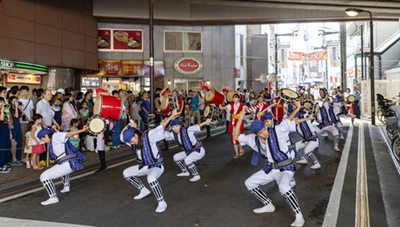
[94,0,400,25]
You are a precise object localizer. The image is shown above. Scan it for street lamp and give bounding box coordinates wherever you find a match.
[345,8,375,125]
[167,79,171,85]
[206,79,211,85]
[275,30,298,91]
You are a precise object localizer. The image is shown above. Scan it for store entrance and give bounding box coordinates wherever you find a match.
[102,78,121,94]
[174,78,202,92]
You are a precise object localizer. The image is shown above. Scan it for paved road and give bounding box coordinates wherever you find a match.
[0,119,399,227]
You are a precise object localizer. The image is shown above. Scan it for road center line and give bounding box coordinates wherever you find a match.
[322,119,354,227]
[355,122,370,227]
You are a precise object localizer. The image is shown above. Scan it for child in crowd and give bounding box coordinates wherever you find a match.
[69,119,80,149]
[31,114,46,170]
[79,101,90,123]
[24,122,34,168]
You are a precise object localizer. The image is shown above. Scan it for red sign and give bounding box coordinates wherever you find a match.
[103,60,121,76]
[113,29,143,51]
[6,73,41,85]
[143,61,165,76]
[122,61,143,76]
[174,57,203,75]
[349,69,361,78]
[98,29,112,50]
[335,77,337,83]
[81,61,103,75]
[288,51,328,61]
[330,76,333,83]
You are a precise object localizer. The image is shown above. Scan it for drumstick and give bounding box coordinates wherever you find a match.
[260,103,277,113]
[245,103,263,113]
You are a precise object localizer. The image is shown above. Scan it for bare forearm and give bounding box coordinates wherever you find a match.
[287,108,299,121]
[66,128,86,138]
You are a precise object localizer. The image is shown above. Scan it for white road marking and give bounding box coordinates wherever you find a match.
[0,217,93,227]
[355,122,370,227]
[322,119,354,227]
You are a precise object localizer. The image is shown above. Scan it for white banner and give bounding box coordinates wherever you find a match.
[6,73,41,85]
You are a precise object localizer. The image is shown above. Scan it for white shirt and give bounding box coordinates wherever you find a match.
[245,93,250,103]
[344,92,350,98]
[36,99,52,126]
[121,125,165,160]
[164,125,201,147]
[238,119,296,163]
[18,98,34,123]
[52,132,68,158]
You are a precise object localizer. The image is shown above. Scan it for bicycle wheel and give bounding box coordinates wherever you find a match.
[387,126,395,140]
[391,135,400,162]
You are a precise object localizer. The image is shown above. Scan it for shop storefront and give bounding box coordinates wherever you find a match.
[79,60,165,95]
[0,59,48,91]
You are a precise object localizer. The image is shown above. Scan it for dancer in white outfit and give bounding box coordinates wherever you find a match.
[120,109,180,213]
[164,118,212,182]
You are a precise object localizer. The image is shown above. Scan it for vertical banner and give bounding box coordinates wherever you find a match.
[278,49,288,68]
[329,46,341,67]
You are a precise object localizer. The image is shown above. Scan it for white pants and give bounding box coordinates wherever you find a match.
[97,133,105,150]
[173,148,205,165]
[123,164,164,183]
[245,169,294,195]
[295,140,319,154]
[335,121,342,129]
[314,124,339,136]
[40,162,73,182]
[85,135,95,151]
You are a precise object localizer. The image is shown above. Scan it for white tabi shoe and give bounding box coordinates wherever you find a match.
[155,201,167,213]
[189,175,201,182]
[340,135,345,140]
[291,213,305,227]
[253,203,275,213]
[321,133,328,137]
[310,162,321,170]
[134,188,151,200]
[60,186,70,194]
[41,197,59,206]
[296,158,308,164]
[176,172,190,177]
[334,146,340,152]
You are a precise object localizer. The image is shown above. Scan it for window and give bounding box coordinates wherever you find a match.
[164,31,202,52]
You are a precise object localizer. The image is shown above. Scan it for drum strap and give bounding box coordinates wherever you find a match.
[140,132,163,169]
[58,154,78,165]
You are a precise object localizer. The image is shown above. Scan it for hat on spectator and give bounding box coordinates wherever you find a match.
[65,87,74,93]
[57,88,65,94]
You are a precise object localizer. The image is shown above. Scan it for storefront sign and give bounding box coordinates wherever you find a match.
[174,57,203,75]
[143,61,165,76]
[0,59,47,74]
[288,51,328,61]
[6,73,41,85]
[103,60,121,76]
[113,29,143,51]
[122,61,143,76]
[98,29,112,50]
[80,61,104,75]
[349,69,361,78]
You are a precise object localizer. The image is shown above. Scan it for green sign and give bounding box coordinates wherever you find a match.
[0,59,48,74]
[326,40,339,47]
[278,43,291,49]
